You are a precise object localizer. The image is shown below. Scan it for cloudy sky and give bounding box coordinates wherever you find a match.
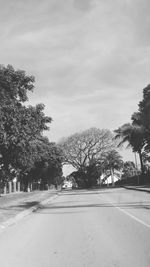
[1,0,150,162]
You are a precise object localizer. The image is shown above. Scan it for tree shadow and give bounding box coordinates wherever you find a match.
[0,201,40,211]
[11,201,40,209]
[123,187,150,193]
[34,200,150,215]
[60,188,121,196]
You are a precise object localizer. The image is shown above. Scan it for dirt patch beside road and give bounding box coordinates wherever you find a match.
[0,190,58,227]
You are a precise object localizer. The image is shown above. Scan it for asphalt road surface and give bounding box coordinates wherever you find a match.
[0,188,150,267]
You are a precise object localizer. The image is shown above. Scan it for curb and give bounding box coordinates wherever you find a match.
[123,186,150,193]
[0,192,60,230]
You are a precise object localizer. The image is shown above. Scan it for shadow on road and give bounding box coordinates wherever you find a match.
[0,201,40,212]
[60,188,122,196]
[123,187,150,193]
[34,200,150,215]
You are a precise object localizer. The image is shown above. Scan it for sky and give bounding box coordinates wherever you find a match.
[0,0,150,165]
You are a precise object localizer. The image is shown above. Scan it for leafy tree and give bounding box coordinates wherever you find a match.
[102,150,123,186]
[60,128,115,188]
[122,161,137,179]
[69,161,102,189]
[0,65,52,184]
[25,140,63,190]
[0,104,51,166]
[60,128,114,170]
[0,64,34,105]
[140,152,150,173]
[136,84,150,151]
[84,161,102,188]
[114,85,150,175]
[69,170,86,188]
[114,123,145,174]
[42,142,63,188]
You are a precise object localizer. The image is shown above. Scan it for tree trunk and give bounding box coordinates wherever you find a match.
[111,168,115,187]
[138,150,144,175]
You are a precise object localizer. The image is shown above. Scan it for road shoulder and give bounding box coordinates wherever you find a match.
[0,190,59,230]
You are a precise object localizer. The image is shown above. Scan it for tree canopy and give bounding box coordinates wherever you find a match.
[60,128,114,170]
[0,64,34,105]
[102,149,123,172]
[122,161,137,179]
[60,128,116,188]
[114,84,150,177]
[0,65,63,188]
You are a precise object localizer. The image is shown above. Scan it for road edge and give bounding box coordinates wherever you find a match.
[123,186,150,193]
[0,192,61,230]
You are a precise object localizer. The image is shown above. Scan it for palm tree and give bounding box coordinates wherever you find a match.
[102,150,123,186]
[114,123,145,174]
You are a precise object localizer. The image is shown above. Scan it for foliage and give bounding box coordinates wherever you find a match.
[69,161,102,189]
[114,123,145,173]
[60,128,114,170]
[60,128,115,188]
[137,84,150,151]
[122,161,137,179]
[101,150,123,186]
[84,161,102,188]
[69,170,84,188]
[0,65,57,186]
[0,104,52,168]
[17,138,63,190]
[0,64,34,105]
[114,123,144,152]
[102,149,123,172]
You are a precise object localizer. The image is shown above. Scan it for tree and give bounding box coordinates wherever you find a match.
[122,161,137,179]
[114,123,145,174]
[102,150,123,186]
[137,84,150,151]
[84,160,102,188]
[0,104,51,163]
[25,139,63,190]
[60,128,114,169]
[60,128,115,188]
[0,64,34,105]
[115,84,150,180]
[42,142,63,188]
[129,84,150,154]
[0,65,52,184]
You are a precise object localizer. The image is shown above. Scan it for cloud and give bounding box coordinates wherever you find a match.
[0,0,150,157]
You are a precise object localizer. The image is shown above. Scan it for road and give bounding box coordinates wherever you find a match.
[0,188,150,267]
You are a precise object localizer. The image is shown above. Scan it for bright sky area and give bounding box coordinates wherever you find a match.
[1,0,150,169]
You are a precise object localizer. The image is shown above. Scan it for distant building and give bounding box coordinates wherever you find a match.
[100,170,122,185]
[62,180,73,189]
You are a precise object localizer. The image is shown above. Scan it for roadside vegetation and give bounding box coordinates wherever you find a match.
[0,64,150,191]
[60,85,150,188]
[59,129,123,188]
[0,65,63,192]
[115,84,150,185]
